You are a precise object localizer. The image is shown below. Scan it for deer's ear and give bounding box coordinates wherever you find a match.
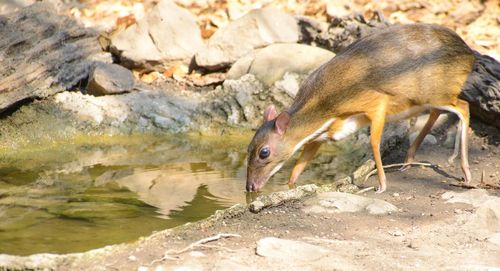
[263,105,278,122]
[274,112,290,135]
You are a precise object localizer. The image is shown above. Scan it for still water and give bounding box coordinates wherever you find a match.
[0,134,364,255]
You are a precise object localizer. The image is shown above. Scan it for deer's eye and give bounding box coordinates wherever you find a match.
[259,147,270,159]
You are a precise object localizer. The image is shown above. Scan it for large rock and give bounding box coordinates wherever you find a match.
[0,2,101,112]
[303,192,398,215]
[461,53,500,128]
[226,43,334,86]
[194,8,299,71]
[110,0,203,70]
[441,189,497,207]
[443,190,500,244]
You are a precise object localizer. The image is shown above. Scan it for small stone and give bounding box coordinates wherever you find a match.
[249,200,265,213]
[408,240,420,249]
[128,255,137,261]
[392,193,400,197]
[87,63,135,96]
[388,229,405,236]
[352,159,376,186]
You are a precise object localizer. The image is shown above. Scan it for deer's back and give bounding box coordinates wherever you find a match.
[291,24,475,117]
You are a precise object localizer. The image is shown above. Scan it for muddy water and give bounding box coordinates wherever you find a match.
[0,134,365,255]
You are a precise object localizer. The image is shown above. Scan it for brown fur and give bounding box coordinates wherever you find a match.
[246,23,476,192]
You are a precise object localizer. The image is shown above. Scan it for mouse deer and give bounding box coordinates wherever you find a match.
[246,24,475,193]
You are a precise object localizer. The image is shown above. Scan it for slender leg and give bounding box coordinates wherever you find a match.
[367,99,388,193]
[401,109,441,171]
[455,99,472,183]
[448,118,462,164]
[288,141,322,186]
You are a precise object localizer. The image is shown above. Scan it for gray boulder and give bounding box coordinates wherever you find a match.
[194,8,300,71]
[87,63,135,96]
[226,43,334,86]
[110,0,203,70]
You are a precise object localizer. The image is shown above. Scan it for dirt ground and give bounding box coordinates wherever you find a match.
[32,119,492,271]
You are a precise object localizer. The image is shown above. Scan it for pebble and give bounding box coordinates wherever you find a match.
[388,229,405,236]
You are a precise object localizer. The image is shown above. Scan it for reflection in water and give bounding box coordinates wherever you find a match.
[0,134,364,255]
[95,164,246,218]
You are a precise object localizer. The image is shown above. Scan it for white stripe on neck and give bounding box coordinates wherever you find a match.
[292,118,336,154]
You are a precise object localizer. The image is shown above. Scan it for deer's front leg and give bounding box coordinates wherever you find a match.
[288,141,322,186]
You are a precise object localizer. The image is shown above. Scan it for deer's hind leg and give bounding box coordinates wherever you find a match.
[400,109,442,171]
[441,99,471,183]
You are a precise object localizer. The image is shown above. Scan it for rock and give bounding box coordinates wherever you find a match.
[409,133,437,146]
[461,53,500,128]
[249,184,318,213]
[352,159,375,186]
[256,237,330,261]
[87,63,135,96]
[195,8,299,71]
[303,192,398,215]
[314,12,390,53]
[388,229,405,237]
[470,198,500,232]
[110,0,203,70]
[444,190,500,236]
[441,189,497,207]
[226,43,334,86]
[274,73,301,98]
